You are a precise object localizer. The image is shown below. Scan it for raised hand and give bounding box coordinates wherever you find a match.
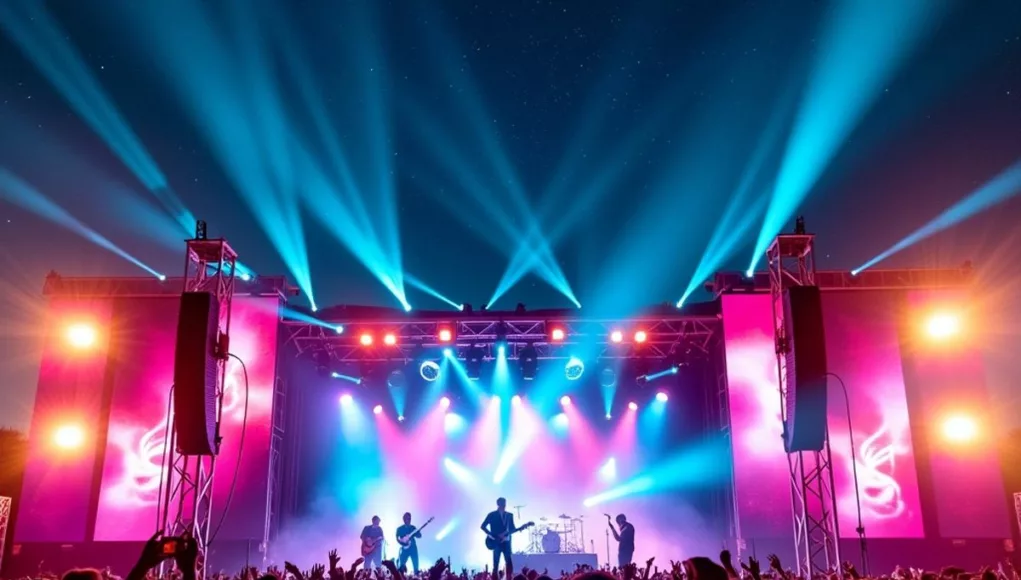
[311,564,327,580]
[346,558,365,580]
[133,530,170,574]
[767,555,782,572]
[741,557,761,580]
[285,561,304,580]
[328,550,341,573]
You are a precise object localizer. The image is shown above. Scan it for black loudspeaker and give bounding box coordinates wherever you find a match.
[173,291,221,456]
[782,285,828,452]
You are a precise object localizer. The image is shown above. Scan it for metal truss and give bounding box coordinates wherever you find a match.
[708,264,973,296]
[767,234,840,578]
[0,495,10,571]
[283,316,719,363]
[158,233,238,577]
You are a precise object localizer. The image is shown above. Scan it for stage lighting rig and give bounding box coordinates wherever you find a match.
[520,344,538,380]
[467,345,484,380]
[795,216,806,235]
[195,220,207,240]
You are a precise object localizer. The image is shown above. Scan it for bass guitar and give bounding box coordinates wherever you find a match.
[360,536,384,556]
[484,521,534,550]
[397,517,435,548]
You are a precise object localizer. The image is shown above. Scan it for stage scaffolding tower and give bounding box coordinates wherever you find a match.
[158,223,238,578]
[766,230,841,578]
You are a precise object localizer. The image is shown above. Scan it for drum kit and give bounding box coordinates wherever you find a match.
[526,514,586,554]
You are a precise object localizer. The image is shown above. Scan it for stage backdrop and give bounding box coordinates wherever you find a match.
[16,296,281,545]
[722,290,1008,543]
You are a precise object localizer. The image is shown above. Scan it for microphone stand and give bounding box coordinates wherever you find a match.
[828,373,870,576]
[605,529,611,567]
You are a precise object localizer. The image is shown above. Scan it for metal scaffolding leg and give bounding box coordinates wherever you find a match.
[158,225,238,577]
[767,231,841,577]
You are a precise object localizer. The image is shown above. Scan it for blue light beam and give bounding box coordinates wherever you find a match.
[854,159,1021,273]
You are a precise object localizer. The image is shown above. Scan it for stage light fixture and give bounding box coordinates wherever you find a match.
[443,347,454,358]
[53,424,84,450]
[610,330,623,343]
[438,328,453,342]
[66,323,97,349]
[511,395,521,406]
[628,401,638,411]
[359,333,374,346]
[398,415,405,422]
[373,404,383,415]
[387,369,406,389]
[605,413,612,420]
[420,360,441,382]
[942,414,978,443]
[340,394,353,405]
[440,396,451,409]
[656,391,669,402]
[634,330,648,343]
[560,395,571,406]
[383,333,398,346]
[550,327,565,342]
[925,312,961,340]
[335,325,345,334]
[466,345,484,380]
[599,366,617,388]
[565,356,584,381]
[519,344,538,380]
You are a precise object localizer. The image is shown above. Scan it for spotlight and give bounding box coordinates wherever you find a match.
[605,413,612,420]
[925,312,961,340]
[634,330,648,344]
[398,415,405,422]
[157,274,167,282]
[628,401,638,411]
[53,424,84,450]
[443,347,453,358]
[359,333,374,346]
[420,360,441,382]
[383,333,398,346]
[610,330,623,343]
[599,367,617,388]
[560,395,571,406]
[239,272,252,282]
[467,345,484,380]
[550,327,565,342]
[565,356,585,381]
[387,369,406,389]
[335,325,345,334]
[520,344,538,380]
[656,391,669,402]
[942,414,978,443]
[440,396,451,409]
[66,323,97,349]
[438,328,453,342]
[511,395,521,406]
[340,394,353,405]
[373,404,383,415]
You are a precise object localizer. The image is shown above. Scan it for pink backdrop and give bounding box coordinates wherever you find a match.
[16,299,114,542]
[721,292,924,539]
[90,296,280,541]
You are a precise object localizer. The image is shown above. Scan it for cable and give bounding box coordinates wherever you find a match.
[156,384,176,532]
[208,353,250,544]
[827,372,869,576]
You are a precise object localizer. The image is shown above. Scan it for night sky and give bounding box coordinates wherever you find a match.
[2,0,1020,430]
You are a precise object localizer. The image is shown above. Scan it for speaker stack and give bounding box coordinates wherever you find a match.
[172,292,222,456]
[782,286,828,453]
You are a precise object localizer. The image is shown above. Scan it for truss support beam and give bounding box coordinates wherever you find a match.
[767,234,840,578]
[158,234,238,577]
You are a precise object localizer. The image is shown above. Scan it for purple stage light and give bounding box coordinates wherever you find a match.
[440,396,451,409]
[628,401,638,411]
[373,404,383,415]
[656,392,668,402]
[560,395,571,406]
[340,394,353,406]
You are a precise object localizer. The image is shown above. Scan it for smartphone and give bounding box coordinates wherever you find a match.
[161,538,180,556]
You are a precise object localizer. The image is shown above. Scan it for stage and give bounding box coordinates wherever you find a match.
[4,266,1013,575]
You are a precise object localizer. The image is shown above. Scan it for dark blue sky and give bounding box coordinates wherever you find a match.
[1,0,1020,430]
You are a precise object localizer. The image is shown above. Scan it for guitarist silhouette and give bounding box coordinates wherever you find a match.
[481,498,533,580]
[360,516,385,569]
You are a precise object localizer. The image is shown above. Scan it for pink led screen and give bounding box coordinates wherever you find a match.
[901,290,1009,538]
[15,299,114,543]
[722,292,923,539]
[93,296,280,541]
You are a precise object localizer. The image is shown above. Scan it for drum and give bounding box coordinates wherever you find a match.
[541,529,561,553]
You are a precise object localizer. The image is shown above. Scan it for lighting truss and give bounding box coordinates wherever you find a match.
[767,233,840,578]
[708,265,973,297]
[157,234,237,579]
[283,316,719,363]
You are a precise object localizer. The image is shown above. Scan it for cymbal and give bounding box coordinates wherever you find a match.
[558,514,571,519]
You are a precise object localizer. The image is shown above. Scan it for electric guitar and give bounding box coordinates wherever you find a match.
[360,536,384,556]
[484,521,534,550]
[397,517,435,548]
